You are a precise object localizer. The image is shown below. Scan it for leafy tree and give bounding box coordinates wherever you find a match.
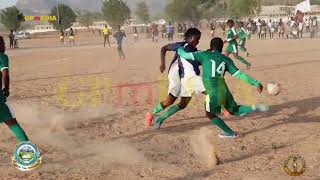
[227,0,260,19]
[78,10,95,28]
[0,6,24,31]
[165,0,203,22]
[49,4,77,30]
[101,0,131,27]
[135,1,150,23]
[311,0,320,5]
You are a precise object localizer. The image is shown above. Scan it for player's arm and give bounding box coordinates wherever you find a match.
[177,47,204,63]
[1,56,10,97]
[226,57,263,92]
[159,42,181,73]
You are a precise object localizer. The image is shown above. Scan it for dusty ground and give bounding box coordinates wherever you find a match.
[0,30,319,180]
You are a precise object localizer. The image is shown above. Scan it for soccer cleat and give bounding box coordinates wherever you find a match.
[246,52,250,57]
[145,112,154,127]
[253,104,269,112]
[218,132,239,139]
[153,116,162,129]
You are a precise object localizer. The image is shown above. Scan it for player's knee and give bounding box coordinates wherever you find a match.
[162,100,173,108]
[177,103,188,109]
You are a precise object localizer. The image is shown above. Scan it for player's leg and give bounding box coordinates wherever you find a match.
[5,119,29,142]
[107,35,110,47]
[147,65,180,125]
[232,47,251,69]
[154,97,191,128]
[104,35,106,47]
[153,75,205,128]
[120,46,125,59]
[225,88,269,116]
[205,94,238,138]
[0,103,28,142]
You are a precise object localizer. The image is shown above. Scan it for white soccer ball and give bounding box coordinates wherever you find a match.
[267,82,280,96]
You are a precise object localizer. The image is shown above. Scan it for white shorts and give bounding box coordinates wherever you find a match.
[167,62,205,97]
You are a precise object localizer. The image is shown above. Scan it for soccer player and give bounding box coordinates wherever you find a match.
[166,22,174,43]
[133,26,138,43]
[146,28,205,128]
[177,37,267,138]
[0,36,29,142]
[103,25,111,47]
[113,26,126,60]
[69,28,75,46]
[59,29,64,45]
[278,19,285,38]
[210,22,216,38]
[9,30,14,49]
[224,20,251,69]
[238,22,250,57]
[151,24,159,43]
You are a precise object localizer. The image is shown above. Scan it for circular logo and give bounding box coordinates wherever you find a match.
[12,141,42,171]
[284,154,306,176]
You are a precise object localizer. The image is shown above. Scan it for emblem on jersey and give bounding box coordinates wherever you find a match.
[12,141,42,171]
[283,154,306,176]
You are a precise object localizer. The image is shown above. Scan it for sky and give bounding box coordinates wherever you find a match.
[0,0,18,9]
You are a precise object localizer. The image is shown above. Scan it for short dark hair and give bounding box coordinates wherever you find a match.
[184,28,201,39]
[0,36,4,53]
[210,37,223,53]
[227,19,234,24]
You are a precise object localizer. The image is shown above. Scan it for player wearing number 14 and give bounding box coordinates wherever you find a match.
[177,38,268,138]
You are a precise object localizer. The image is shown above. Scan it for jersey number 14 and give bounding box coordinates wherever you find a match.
[211,60,225,77]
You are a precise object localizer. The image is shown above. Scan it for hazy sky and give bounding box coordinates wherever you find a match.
[0,0,18,9]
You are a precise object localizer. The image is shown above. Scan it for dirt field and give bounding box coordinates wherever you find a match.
[0,30,319,180]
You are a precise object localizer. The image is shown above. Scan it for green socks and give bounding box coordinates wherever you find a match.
[211,117,234,135]
[235,105,254,116]
[236,56,251,66]
[152,103,164,115]
[157,104,180,124]
[240,47,247,52]
[9,123,29,142]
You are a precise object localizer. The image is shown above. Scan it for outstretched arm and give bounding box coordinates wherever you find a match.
[2,69,10,97]
[177,47,204,62]
[160,43,181,73]
[1,55,10,97]
[177,48,195,60]
[234,71,263,92]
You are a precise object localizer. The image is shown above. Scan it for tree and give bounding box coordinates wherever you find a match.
[165,0,203,22]
[78,10,94,28]
[49,4,77,30]
[227,0,260,19]
[311,0,320,5]
[135,1,150,23]
[101,0,131,27]
[0,6,24,31]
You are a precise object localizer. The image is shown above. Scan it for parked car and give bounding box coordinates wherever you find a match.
[15,31,32,39]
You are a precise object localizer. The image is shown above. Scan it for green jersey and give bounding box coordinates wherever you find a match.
[0,53,9,103]
[238,27,247,40]
[226,27,238,45]
[183,50,239,93]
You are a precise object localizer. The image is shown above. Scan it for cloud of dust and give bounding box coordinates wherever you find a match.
[190,127,218,168]
[6,100,149,169]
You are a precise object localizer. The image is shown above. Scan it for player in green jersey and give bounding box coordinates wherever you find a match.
[238,22,250,57]
[224,20,251,69]
[177,37,268,138]
[0,36,29,142]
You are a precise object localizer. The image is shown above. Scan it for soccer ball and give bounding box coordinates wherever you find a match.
[267,82,280,96]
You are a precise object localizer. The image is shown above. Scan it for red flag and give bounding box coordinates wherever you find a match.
[295,10,304,22]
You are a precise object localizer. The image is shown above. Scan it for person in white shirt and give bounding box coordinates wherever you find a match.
[298,21,304,38]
